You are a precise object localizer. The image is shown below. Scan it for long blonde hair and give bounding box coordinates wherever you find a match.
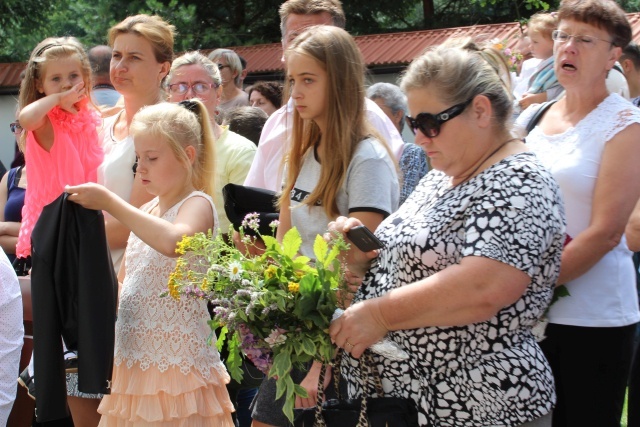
[130,100,216,196]
[280,25,375,219]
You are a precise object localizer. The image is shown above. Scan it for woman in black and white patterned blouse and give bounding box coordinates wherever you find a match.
[328,39,566,427]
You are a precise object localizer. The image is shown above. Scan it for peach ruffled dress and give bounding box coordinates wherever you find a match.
[16,102,103,258]
[98,192,235,426]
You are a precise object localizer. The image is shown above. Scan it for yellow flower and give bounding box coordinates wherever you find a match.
[168,278,180,300]
[288,282,300,293]
[200,278,209,291]
[265,265,278,280]
[175,235,191,255]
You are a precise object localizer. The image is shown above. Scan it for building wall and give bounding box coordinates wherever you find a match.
[0,94,19,170]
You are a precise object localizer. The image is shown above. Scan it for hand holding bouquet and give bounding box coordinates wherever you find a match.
[166,214,349,422]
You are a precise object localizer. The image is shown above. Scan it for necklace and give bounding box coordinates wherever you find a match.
[452,138,520,187]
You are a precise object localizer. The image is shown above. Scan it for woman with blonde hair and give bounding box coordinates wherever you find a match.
[251,25,399,427]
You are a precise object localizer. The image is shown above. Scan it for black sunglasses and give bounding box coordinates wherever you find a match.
[405,98,473,138]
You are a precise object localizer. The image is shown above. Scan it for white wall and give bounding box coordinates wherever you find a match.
[0,94,20,170]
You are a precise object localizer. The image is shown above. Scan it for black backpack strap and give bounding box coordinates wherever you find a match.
[525,100,558,135]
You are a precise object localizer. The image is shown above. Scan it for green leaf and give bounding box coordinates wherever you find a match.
[262,235,281,253]
[275,376,287,400]
[271,351,292,379]
[283,392,296,424]
[282,227,302,258]
[294,384,308,398]
[313,235,329,264]
[215,325,228,352]
[300,336,316,357]
[225,333,244,383]
[285,374,295,399]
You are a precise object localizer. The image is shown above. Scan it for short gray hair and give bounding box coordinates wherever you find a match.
[367,82,407,116]
[208,48,243,86]
[168,51,221,87]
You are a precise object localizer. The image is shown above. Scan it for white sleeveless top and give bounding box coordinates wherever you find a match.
[114,191,224,378]
[522,93,640,327]
[99,112,136,270]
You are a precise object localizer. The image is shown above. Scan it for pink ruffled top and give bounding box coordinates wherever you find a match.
[16,102,103,258]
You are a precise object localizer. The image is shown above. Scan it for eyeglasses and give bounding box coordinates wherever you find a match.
[551,30,614,47]
[217,64,230,71]
[405,98,473,138]
[167,82,217,95]
[9,122,22,134]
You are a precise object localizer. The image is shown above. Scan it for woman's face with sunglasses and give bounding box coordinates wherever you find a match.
[406,88,476,176]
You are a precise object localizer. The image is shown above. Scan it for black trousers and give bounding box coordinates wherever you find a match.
[539,323,637,427]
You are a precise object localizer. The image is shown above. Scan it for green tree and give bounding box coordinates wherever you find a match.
[0,0,569,63]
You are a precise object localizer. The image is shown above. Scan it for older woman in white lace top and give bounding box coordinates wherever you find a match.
[516,0,640,425]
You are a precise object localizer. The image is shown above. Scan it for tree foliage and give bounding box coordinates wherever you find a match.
[3,0,635,63]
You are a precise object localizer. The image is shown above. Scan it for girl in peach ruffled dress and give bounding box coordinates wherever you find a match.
[67,99,235,426]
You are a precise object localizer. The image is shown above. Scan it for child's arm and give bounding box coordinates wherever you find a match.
[20,82,86,131]
[66,183,214,257]
[20,82,87,151]
[519,92,548,110]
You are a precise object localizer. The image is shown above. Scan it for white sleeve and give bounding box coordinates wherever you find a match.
[244,105,289,191]
[364,98,405,161]
[0,250,23,425]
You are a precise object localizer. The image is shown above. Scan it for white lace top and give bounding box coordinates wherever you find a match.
[114,191,224,378]
[520,93,640,327]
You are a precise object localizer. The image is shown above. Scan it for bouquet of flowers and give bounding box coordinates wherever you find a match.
[165,214,349,422]
[492,38,524,73]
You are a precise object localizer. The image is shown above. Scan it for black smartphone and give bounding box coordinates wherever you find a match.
[346,225,384,252]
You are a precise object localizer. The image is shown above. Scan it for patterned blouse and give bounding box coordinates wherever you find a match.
[341,152,566,426]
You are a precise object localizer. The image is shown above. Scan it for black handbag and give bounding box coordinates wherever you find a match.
[222,183,279,236]
[294,350,419,427]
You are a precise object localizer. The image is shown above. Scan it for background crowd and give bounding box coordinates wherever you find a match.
[1,0,640,426]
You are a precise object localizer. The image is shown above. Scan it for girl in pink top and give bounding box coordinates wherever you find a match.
[17,37,103,259]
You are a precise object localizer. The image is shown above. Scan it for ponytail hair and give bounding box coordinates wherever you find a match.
[130,100,216,197]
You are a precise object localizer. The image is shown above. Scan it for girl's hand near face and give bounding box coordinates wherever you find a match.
[58,82,86,114]
[66,183,115,212]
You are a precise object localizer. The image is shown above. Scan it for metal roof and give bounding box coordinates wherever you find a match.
[2,13,640,90]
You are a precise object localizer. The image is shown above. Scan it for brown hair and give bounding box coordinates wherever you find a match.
[280,25,387,219]
[558,0,631,48]
[108,14,175,65]
[279,0,346,36]
[248,81,284,109]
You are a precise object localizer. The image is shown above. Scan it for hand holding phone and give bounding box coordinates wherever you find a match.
[346,225,384,252]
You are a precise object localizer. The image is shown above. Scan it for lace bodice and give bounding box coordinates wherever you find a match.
[114,191,222,378]
[520,94,640,172]
[523,93,640,327]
